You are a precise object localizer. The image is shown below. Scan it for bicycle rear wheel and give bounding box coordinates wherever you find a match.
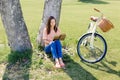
[77,33,107,63]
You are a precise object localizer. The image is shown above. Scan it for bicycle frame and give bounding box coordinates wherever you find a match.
[87,9,103,49]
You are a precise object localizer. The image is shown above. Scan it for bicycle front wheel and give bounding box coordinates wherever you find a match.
[77,33,107,63]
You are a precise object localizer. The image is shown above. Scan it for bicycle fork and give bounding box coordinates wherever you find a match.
[89,23,97,49]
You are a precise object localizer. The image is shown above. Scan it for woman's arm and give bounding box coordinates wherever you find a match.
[43,28,51,46]
[43,39,50,45]
[57,27,61,35]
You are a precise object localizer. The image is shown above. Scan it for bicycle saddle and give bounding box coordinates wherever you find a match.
[90,16,98,22]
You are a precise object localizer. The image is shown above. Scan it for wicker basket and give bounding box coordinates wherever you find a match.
[98,17,114,32]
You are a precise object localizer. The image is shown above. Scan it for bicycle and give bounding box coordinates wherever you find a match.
[77,8,114,63]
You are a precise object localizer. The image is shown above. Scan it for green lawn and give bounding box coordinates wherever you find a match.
[0,0,120,80]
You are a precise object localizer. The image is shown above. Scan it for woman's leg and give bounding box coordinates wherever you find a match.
[55,40,63,58]
[44,44,51,54]
[44,41,61,68]
[50,41,58,59]
[50,41,61,68]
[45,41,59,59]
[55,40,65,67]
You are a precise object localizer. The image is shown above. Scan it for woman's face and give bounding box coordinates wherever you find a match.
[50,19,56,27]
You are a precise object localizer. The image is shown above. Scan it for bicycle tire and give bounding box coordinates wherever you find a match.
[77,33,107,63]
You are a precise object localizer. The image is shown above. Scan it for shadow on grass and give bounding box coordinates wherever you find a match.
[37,45,97,80]
[83,59,120,77]
[2,50,33,80]
[78,0,109,4]
[63,54,97,80]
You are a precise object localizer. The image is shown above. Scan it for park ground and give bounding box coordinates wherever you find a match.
[0,0,120,80]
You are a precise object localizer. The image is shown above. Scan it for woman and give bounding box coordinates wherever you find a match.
[43,16,65,68]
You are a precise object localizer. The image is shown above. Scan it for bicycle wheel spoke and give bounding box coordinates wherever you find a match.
[77,33,107,63]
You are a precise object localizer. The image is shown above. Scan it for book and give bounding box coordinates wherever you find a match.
[53,33,66,41]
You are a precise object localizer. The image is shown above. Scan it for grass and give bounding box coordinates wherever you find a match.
[0,0,120,80]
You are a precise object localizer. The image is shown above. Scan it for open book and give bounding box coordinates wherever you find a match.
[53,33,66,41]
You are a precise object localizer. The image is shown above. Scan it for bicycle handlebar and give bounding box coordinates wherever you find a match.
[94,8,100,12]
[94,8,103,17]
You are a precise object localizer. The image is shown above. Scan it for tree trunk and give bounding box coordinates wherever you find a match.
[1,0,32,52]
[37,0,62,46]
[0,1,1,13]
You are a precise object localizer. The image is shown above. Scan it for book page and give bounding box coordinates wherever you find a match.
[53,33,66,41]
[59,33,66,40]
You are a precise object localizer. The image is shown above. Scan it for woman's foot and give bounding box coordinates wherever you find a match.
[59,61,65,68]
[55,58,61,68]
[59,58,65,68]
[55,62,61,68]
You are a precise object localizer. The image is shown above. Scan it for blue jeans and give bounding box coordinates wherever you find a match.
[44,40,62,59]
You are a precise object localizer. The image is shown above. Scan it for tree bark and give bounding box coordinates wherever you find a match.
[1,0,32,52]
[37,0,62,46]
[0,1,1,13]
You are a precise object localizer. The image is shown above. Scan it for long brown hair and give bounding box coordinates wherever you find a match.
[46,16,58,34]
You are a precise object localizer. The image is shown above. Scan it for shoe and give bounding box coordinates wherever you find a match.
[55,62,61,68]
